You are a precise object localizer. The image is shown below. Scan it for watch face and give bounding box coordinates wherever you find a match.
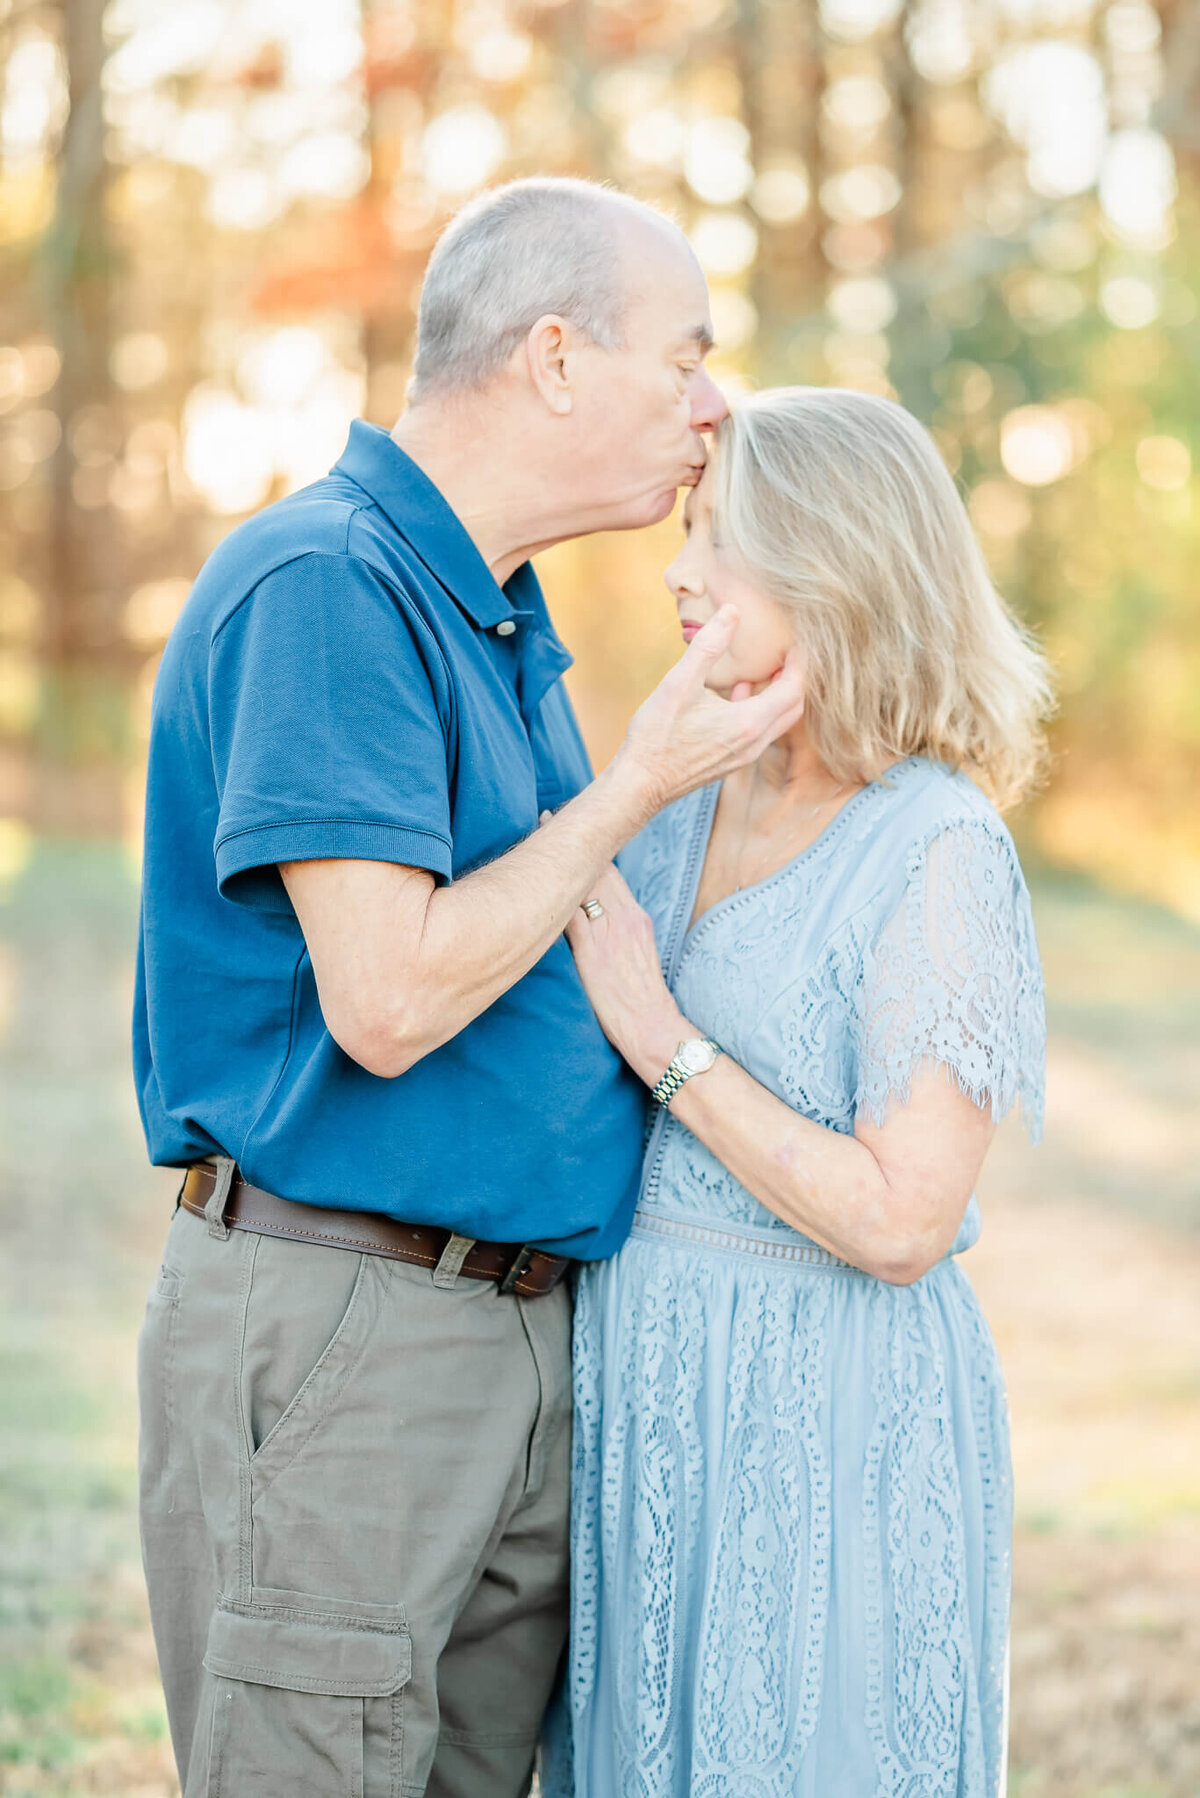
[678,1039,715,1074]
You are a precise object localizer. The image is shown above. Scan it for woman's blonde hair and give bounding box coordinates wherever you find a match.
[713,387,1055,810]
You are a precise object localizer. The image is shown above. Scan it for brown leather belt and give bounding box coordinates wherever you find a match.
[179,1163,572,1298]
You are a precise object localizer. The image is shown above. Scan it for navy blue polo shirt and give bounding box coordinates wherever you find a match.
[132,421,646,1258]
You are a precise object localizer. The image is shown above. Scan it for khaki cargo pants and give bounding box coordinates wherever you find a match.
[137,1193,573,1798]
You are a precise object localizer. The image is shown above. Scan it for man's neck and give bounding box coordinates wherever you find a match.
[392,402,565,588]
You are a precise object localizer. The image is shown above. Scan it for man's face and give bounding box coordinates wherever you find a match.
[563,224,728,532]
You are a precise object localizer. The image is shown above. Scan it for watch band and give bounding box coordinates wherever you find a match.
[651,1038,721,1108]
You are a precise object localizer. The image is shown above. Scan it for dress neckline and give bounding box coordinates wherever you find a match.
[680,757,917,952]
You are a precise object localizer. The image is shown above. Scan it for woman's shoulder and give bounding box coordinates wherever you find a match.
[871,756,1019,859]
[838,757,1029,927]
[853,760,1046,1138]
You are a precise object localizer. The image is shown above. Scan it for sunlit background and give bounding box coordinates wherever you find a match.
[1,1,1199,1793]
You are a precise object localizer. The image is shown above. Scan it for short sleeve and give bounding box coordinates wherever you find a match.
[854,819,1045,1137]
[210,554,454,911]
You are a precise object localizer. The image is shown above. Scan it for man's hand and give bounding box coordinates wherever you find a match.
[612,605,807,817]
[282,604,808,1080]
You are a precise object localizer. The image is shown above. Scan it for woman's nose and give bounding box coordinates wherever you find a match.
[664,553,702,599]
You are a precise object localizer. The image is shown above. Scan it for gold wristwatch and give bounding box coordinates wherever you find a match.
[651,1037,721,1108]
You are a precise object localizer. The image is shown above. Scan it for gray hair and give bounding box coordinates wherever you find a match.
[411,178,664,397]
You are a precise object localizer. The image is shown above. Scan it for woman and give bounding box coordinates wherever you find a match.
[545,387,1053,1797]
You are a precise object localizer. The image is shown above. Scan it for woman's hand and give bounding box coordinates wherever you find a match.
[563,860,690,1088]
[558,836,993,1283]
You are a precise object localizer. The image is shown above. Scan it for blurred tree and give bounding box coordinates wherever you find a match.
[0,0,1198,905]
[42,0,115,665]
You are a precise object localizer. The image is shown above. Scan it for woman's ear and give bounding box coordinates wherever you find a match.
[525,314,574,416]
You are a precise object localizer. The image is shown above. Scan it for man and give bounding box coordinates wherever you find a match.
[134,176,804,1798]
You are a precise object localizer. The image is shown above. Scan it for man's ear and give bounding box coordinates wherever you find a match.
[525,314,574,416]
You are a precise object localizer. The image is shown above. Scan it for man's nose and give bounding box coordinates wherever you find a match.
[691,367,729,432]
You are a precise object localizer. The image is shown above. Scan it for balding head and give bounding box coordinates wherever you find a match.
[410,177,694,399]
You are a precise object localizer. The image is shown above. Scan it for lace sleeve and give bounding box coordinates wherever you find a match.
[854,819,1045,1138]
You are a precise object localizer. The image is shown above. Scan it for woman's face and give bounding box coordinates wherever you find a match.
[663,457,796,694]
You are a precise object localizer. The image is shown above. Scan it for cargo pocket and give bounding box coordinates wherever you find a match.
[195,1587,411,1798]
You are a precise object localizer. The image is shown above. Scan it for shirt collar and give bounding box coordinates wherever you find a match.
[334,420,522,631]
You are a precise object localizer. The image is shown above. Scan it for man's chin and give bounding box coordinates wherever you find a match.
[603,485,688,534]
[639,486,684,527]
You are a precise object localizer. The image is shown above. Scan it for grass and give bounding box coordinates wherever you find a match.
[1,838,1198,1795]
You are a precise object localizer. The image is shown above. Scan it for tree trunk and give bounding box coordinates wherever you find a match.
[42,0,115,665]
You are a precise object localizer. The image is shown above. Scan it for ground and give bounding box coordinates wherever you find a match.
[0,846,1197,1796]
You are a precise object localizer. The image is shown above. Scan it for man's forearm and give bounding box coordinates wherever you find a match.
[283,608,808,1077]
[400,757,657,1066]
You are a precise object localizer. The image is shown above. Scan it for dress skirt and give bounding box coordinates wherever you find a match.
[546,1208,1012,1798]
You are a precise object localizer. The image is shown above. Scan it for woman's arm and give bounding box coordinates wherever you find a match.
[644,1036,992,1283]
[565,860,995,1285]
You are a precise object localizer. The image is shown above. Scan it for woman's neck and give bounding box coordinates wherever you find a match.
[754,721,842,801]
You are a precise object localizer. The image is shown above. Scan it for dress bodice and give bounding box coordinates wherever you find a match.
[618,757,1045,1257]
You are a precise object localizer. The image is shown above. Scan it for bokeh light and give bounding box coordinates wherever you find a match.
[0,33,68,166]
[751,164,812,223]
[819,0,904,44]
[984,43,1107,198]
[826,275,898,333]
[421,105,506,194]
[182,387,275,514]
[123,578,193,648]
[684,117,753,205]
[969,477,1033,539]
[1136,435,1192,492]
[692,212,758,278]
[1099,129,1176,246]
[1099,274,1160,329]
[907,0,975,84]
[820,165,902,225]
[1000,405,1079,487]
[821,74,891,134]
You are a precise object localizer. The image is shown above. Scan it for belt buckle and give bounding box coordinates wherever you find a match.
[499,1244,535,1295]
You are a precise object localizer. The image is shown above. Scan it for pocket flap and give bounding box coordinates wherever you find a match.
[203,1588,411,1697]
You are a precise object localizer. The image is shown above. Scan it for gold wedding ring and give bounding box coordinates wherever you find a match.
[582,899,605,921]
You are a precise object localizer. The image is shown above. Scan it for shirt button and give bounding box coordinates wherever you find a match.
[495,619,517,637]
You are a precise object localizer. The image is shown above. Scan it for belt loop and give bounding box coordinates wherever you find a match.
[432,1233,476,1289]
[499,1245,535,1296]
[204,1156,236,1240]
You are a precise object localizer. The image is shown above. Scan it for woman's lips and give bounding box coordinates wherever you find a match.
[681,621,703,641]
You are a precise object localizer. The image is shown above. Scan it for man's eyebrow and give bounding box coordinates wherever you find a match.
[684,323,716,355]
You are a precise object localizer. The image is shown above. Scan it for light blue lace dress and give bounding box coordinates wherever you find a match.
[543,756,1045,1798]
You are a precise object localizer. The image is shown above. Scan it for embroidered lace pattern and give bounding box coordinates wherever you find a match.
[861,1277,980,1796]
[554,761,1041,1798]
[853,818,1044,1138]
